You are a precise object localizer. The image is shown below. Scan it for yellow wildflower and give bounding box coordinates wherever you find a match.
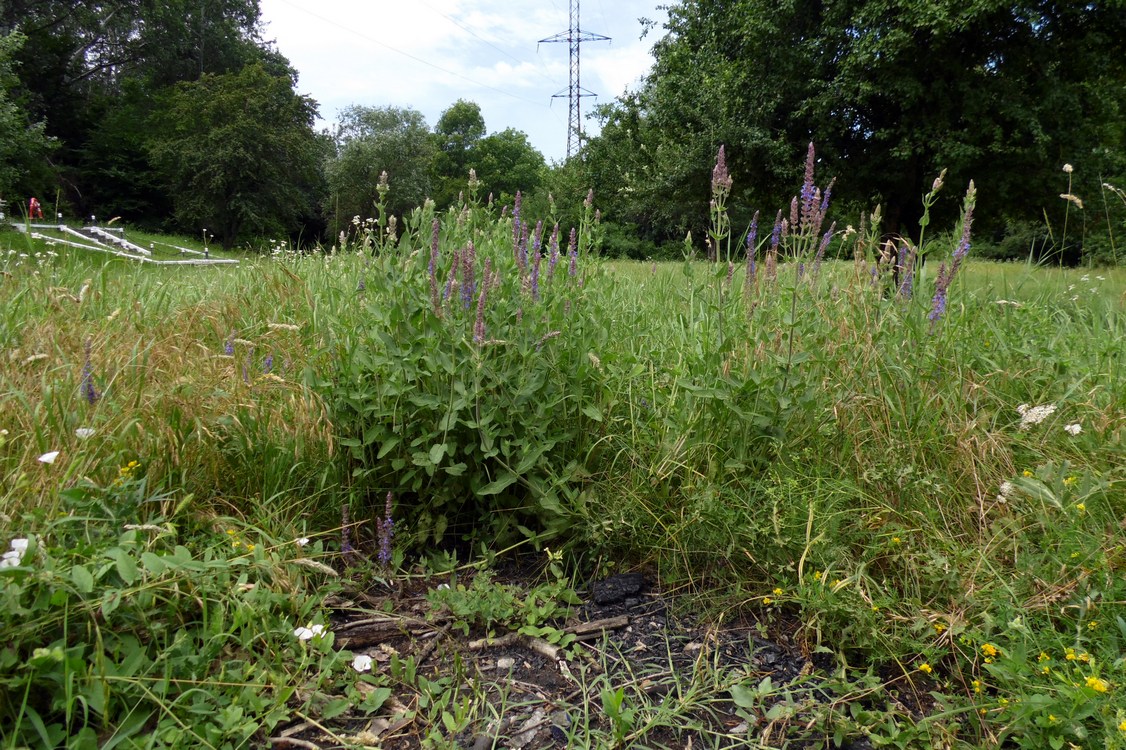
[1078,652,1091,663]
[1087,621,1099,631]
[919,663,933,674]
[812,571,823,581]
[934,623,946,634]
[1085,676,1109,693]
[1118,720,1126,732]
[1074,503,1086,513]
[773,587,784,596]
[1065,647,1077,661]
[981,643,1000,658]
[762,597,773,606]
[1041,666,1051,674]
[1038,651,1050,662]
[1022,470,1034,477]
[1063,475,1077,486]
[1049,714,1057,723]
[972,680,983,694]
[892,537,902,545]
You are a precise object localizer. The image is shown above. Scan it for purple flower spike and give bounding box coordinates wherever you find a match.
[263,353,274,374]
[378,491,395,567]
[81,338,100,405]
[474,258,492,343]
[745,209,760,293]
[341,504,354,556]
[223,332,235,356]
[461,242,477,310]
[568,227,578,277]
[512,190,523,259]
[800,142,816,227]
[711,145,733,195]
[429,219,441,315]
[548,223,560,277]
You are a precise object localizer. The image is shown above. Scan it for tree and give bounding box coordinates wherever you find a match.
[581,0,1126,246]
[431,99,486,208]
[0,30,53,202]
[324,105,436,230]
[475,128,546,205]
[147,63,321,248]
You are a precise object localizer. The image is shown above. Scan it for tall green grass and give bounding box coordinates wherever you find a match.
[1,162,1123,747]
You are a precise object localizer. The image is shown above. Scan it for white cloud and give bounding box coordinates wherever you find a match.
[258,0,666,161]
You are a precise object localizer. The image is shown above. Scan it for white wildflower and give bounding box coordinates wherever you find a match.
[1017,403,1056,430]
[74,428,95,440]
[38,451,60,464]
[1062,163,1074,173]
[296,537,310,547]
[351,654,374,672]
[1064,423,1082,436]
[293,623,328,641]
[996,481,1014,503]
[1,537,29,568]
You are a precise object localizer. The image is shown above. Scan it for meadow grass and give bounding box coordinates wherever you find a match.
[0,182,1124,748]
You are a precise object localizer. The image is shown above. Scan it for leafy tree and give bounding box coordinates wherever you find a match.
[324,105,436,231]
[147,63,321,248]
[431,99,486,208]
[0,30,52,202]
[582,0,1126,247]
[475,128,546,205]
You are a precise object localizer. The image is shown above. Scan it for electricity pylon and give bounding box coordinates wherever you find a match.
[539,0,609,160]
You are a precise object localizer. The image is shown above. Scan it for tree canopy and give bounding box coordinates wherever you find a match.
[577,0,1126,248]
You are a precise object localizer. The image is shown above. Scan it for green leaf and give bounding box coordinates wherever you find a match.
[581,404,604,422]
[429,443,448,465]
[322,698,351,721]
[478,472,518,496]
[105,547,138,585]
[71,564,94,594]
[140,552,166,576]
[729,683,758,709]
[378,434,400,459]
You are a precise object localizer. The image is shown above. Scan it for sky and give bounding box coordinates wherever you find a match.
[257,0,669,164]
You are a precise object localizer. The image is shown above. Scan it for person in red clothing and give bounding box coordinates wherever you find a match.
[28,197,43,219]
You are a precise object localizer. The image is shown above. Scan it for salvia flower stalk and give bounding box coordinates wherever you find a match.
[378,491,395,566]
[81,338,99,405]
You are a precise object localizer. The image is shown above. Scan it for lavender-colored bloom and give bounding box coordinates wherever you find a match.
[799,142,816,227]
[223,332,235,356]
[929,182,976,329]
[744,210,759,293]
[813,221,835,279]
[443,247,459,302]
[474,258,492,343]
[81,338,100,405]
[797,262,805,280]
[429,219,441,314]
[263,353,274,373]
[898,242,916,300]
[512,190,523,259]
[584,189,594,208]
[548,223,560,276]
[789,196,799,235]
[461,242,477,309]
[378,491,395,566]
[711,145,732,195]
[357,278,365,292]
[341,504,354,556]
[531,245,542,301]
[568,227,578,277]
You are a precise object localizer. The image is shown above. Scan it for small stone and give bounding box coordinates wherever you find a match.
[496,656,516,670]
[590,573,644,604]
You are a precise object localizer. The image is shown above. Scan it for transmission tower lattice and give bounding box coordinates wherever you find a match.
[539,0,609,160]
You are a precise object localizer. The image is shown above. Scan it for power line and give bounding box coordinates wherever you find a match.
[539,0,610,160]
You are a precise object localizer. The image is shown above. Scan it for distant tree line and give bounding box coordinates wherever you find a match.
[2,1,1124,262]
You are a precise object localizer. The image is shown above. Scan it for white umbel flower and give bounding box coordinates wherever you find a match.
[1063,423,1082,436]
